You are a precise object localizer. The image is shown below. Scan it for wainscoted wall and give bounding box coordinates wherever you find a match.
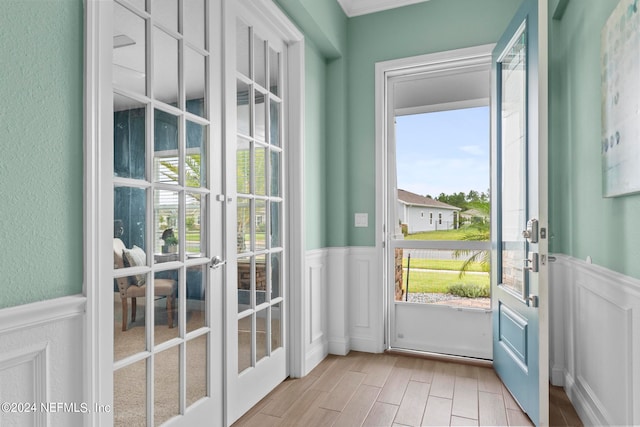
[304,247,383,373]
[550,254,640,426]
[0,295,86,427]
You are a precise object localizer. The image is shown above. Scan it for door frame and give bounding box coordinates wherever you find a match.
[83,1,306,425]
[374,44,496,352]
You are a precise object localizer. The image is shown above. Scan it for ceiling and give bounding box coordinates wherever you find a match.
[336,0,429,17]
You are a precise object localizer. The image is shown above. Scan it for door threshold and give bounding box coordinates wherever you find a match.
[385,348,492,368]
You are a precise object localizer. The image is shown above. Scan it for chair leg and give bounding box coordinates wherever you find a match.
[131,297,137,322]
[167,295,174,329]
[122,297,128,332]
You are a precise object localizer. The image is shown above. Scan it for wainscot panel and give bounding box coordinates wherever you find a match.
[549,255,640,426]
[0,295,86,427]
[304,249,329,374]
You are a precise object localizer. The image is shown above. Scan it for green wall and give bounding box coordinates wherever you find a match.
[304,41,329,249]
[0,0,84,309]
[549,0,640,278]
[346,0,522,246]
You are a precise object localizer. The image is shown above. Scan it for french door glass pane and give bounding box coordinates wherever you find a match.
[113,2,146,95]
[154,270,179,344]
[114,95,146,179]
[185,48,207,118]
[237,138,251,194]
[186,335,208,407]
[256,308,268,363]
[114,186,147,251]
[153,28,179,106]
[237,198,250,253]
[237,257,251,313]
[256,254,267,304]
[154,346,180,426]
[270,151,280,195]
[155,189,179,259]
[237,80,251,136]
[500,26,527,299]
[186,192,204,255]
[186,265,207,333]
[270,252,281,299]
[151,0,178,33]
[186,121,206,187]
[270,202,281,248]
[113,275,147,360]
[114,359,147,426]
[154,109,179,184]
[269,100,280,147]
[236,19,250,78]
[269,47,279,96]
[183,0,205,50]
[255,90,266,142]
[255,144,267,196]
[253,33,266,88]
[238,316,252,373]
[271,302,282,351]
[255,200,267,251]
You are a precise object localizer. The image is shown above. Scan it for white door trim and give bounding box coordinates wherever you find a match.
[375,44,495,351]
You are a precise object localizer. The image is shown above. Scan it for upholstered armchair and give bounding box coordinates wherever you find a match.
[113,238,177,331]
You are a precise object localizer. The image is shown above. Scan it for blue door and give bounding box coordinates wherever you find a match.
[491,0,549,425]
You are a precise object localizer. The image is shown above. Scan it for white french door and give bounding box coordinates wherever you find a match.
[94,0,302,425]
[107,0,223,425]
[223,1,289,423]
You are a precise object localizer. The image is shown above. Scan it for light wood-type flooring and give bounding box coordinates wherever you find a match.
[233,351,582,427]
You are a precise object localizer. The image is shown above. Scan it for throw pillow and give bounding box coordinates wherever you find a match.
[123,245,147,286]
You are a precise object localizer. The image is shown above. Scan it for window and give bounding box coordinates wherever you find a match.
[438,213,442,225]
[429,213,433,224]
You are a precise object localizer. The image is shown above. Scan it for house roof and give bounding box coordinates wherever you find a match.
[397,189,461,210]
[461,208,489,218]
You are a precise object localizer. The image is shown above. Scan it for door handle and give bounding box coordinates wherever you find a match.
[523,252,539,272]
[527,294,539,308]
[210,255,226,269]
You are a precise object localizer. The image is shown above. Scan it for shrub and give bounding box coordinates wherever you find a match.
[447,283,490,298]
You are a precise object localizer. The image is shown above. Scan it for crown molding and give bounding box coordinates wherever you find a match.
[337,0,429,17]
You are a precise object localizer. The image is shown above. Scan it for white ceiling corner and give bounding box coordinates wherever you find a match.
[336,0,430,17]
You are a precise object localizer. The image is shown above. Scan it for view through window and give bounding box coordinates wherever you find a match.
[395,106,490,309]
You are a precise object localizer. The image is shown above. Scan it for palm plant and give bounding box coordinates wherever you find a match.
[454,201,490,277]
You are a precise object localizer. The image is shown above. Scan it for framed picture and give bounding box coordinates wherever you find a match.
[601,0,640,197]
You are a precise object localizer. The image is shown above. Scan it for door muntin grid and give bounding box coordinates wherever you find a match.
[112,0,213,424]
[235,17,284,373]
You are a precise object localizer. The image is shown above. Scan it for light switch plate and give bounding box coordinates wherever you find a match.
[355,213,368,227]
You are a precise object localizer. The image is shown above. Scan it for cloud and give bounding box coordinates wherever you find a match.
[459,145,484,156]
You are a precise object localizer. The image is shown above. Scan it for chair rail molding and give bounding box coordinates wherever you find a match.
[549,253,640,426]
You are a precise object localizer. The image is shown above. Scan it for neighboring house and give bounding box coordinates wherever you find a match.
[460,208,489,225]
[397,189,461,233]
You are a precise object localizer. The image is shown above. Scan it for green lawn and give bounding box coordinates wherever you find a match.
[404,227,488,241]
[402,258,486,272]
[403,270,489,294]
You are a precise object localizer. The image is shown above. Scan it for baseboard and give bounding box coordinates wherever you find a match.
[564,371,602,426]
[328,337,350,356]
[550,363,565,387]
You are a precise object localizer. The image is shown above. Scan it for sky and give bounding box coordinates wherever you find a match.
[395,106,490,198]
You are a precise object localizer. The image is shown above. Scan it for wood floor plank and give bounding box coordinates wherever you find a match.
[291,406,340,427]
[310,355,355,392]
[477,367,503,394]
[452,376,478,420]
[319,371,366,412]
[393,380,431,427]
[363,401,398,426]
[279,388,328,426]
[232,396,273,427]
[501,384,521,411]
[506,408,534,426]
[261,373,319,417]
[429,362,457,399]
[422,396,453,426]
[451,415,479,426]
[308,355,337,378]
[333,384,381,427]
[455,363,479,380]
[394,355,418,370]
[362,354,397,388]
[478,391,507,426]
[411,358,436,383]
[377,366,413,405]
[235,413,282,427]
